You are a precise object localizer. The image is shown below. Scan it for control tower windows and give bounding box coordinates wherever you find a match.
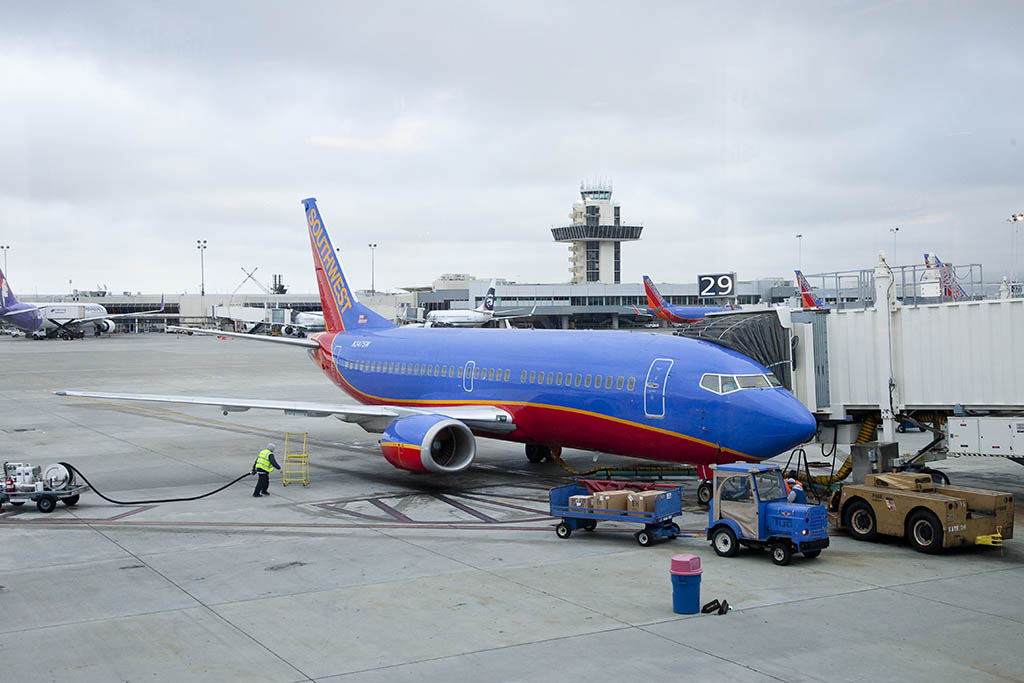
[586,241,600,282]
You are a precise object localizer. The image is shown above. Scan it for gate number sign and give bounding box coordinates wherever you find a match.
[697,273,736,298]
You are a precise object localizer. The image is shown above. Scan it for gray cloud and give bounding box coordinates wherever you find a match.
[1,0,1022,295]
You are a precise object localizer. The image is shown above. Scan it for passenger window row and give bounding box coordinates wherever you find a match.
[699,373,782,394]
[338,357,637,391]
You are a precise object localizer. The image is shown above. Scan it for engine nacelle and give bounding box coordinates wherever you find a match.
[380,414,476,473]
[95,319,117,333]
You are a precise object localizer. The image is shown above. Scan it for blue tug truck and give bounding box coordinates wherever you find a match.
[706,463,829,565]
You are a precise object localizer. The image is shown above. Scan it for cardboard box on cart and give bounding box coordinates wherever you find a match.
[594,490,633,511]
[568,495,592,513]
[627,490,666,513]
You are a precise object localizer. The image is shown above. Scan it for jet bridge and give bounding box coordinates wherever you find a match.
[787,254,1024,446]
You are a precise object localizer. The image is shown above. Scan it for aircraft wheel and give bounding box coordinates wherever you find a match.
[525,444,546,463]
[711,526,739,557]
[697,481,713,506]
[844,500,877,541]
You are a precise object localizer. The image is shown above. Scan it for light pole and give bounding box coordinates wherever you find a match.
[795,234,803,270]
[0,245,8,275]
[889,227,900,264]
[196,240,207,296]
[1008,214,1024,286]
[368,243,378,294]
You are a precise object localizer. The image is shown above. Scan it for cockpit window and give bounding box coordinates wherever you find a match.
[700,374,720,393]
[737,375,770,389]
[699,373,781,394]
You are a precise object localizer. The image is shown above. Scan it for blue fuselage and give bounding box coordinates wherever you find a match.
[310,327,816,466]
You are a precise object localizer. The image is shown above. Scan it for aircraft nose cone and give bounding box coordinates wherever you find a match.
[751,391,818,459]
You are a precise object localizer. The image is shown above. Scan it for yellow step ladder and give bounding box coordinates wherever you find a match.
[282,432,310,486]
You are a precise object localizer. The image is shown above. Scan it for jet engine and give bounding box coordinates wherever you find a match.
[95,319,117,333]
[379,414,476,473]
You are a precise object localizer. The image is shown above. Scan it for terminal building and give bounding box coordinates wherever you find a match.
[10,183,798,334]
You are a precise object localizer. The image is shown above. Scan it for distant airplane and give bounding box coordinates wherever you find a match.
[0,267,164,339]
[424,280,535,327]
[794,270,829,310]
[59,198,816,479]
[636,275,727,324]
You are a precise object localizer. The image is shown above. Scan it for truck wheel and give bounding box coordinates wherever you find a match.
[711,526,739,557]
[897,423,906,433]
[907,510,943,554]
[10,501,25,507]
[583,521,597,531]
[844,500,877,541]
[636,530,653,547]
[555,522,572,539]
[62,494,80,506]
[697,481,713,506]
[36,496,58,513]
[802,550,822,559]
[770,542,793,566]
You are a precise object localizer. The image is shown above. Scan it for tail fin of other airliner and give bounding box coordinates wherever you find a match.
[794,270,828,310]
[302,198,396,333]
[642,275,668,310]
[0,266,19,311]
[479,279,497,312]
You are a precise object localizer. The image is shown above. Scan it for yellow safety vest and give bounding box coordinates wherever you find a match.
[255,449,274,472]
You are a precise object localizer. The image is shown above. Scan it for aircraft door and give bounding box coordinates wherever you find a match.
[463,360,475,392]
[644,358,674,418]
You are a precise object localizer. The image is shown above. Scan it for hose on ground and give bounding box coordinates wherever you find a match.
[61,462,254,505]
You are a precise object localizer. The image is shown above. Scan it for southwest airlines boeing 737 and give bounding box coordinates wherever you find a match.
[58,198,816,477]
[636,275,727,324]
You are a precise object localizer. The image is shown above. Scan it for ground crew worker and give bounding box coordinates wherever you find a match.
[252,443,281,497]
[785,472,806,504]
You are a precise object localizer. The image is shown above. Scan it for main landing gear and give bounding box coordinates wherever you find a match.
[697,480,713,506]
[525,444,560,463]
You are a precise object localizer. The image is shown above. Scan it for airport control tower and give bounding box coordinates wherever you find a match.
[551,183,642,284]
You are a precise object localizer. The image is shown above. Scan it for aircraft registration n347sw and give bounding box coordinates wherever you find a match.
[58,198,817,476]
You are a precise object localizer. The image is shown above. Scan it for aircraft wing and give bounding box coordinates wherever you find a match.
[54,391,517,434]
[168,326,320,349]
[492,305,537,320]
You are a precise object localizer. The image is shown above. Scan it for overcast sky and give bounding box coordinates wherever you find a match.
[1,1,1022,296]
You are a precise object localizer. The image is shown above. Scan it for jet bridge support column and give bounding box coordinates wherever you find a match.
[874,252,897,442]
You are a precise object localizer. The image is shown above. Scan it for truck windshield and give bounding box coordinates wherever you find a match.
[754,471,786,501]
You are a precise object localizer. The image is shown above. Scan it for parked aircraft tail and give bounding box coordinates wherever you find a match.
[794,270,828,310]
[302,198,396,333]
[642,275,668,310]
[479,279,497,312]
[0,266,19,310]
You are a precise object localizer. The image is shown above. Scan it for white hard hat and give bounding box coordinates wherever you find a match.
[267,443,276,451]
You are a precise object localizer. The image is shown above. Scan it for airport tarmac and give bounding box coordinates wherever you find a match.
[1,334,1022,682]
